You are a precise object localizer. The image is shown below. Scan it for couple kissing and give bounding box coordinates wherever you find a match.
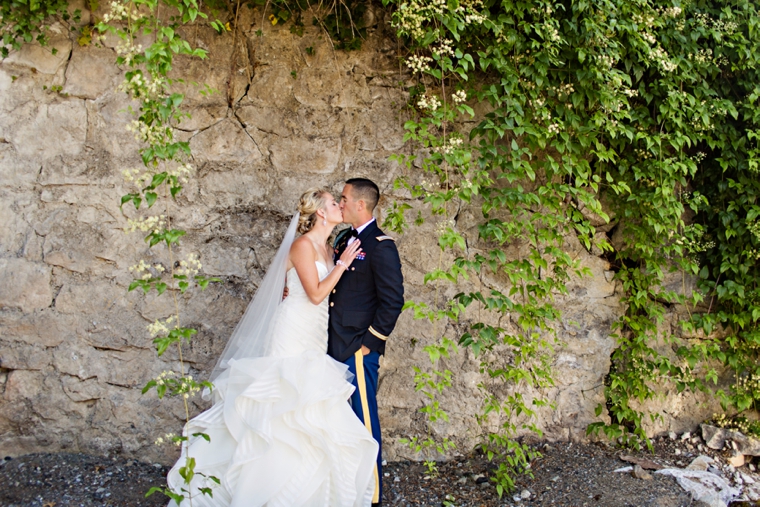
[167,178,404,507]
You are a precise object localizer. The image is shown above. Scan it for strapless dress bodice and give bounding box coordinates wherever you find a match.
[270,262,331,357]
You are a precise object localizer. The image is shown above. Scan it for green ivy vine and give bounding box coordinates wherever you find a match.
[379,0,760,493]
[0,0,82,57]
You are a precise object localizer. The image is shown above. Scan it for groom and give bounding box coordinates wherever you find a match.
[329,178,404,506]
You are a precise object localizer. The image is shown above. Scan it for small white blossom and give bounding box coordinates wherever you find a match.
[641,32,657,45]
[435,218,456,235]
[647,46,677,73]
[175,253,202,277]
[417,93,442,111]
[439,136,464,154]
[406,54,433,73]
[433,39,455,58]
[596,54,616,69]
[393,0,486,41]
[663,6,682,18]
[124,215,166,233]
[148,315,176,338]
[555,83,574,97]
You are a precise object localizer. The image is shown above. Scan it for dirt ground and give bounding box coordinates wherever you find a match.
[0,435,752,506]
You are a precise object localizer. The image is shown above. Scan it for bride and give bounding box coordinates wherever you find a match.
[167,188,378,506]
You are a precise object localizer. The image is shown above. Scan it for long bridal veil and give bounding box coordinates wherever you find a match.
[204,212,300,397]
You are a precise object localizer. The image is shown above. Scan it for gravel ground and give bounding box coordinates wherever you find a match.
[384,440,694,506]
[0,436,754,506]
[0,453,168,507]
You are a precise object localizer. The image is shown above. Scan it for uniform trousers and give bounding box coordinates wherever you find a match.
[345,350,382,505]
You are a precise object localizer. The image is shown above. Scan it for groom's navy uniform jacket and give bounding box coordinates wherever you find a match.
[328,220,404,362]
[329,219,404,504]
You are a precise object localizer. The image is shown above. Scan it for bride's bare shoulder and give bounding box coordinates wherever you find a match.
[290,235,316,261]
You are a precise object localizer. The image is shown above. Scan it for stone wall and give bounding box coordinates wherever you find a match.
[0,4,719,464]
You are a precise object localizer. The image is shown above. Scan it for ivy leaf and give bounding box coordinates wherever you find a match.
[145,191,158,208]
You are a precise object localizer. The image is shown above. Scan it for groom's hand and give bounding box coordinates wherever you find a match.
[282,287,289,300]
[361,345,371,355]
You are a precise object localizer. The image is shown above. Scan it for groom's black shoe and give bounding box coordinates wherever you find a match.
[372,503,381,507]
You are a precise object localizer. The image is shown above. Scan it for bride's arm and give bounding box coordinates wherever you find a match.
[290,237,361,305]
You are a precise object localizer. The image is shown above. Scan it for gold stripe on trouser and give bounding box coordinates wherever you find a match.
[354,350,380,504]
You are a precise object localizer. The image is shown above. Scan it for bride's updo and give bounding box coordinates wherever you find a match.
[297,187,330,234]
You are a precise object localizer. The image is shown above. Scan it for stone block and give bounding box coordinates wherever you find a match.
[42,219,107,274]
[9,100,87,161]
[0,342,51,370]
[687,455,715,471]
[54,282,125,317]
[296,107,345,137]
[199,167,269,207]
[236,105,293,137]
[0,310,74,347]
[728,450,745,468]
[269,136,341,174]
[568,255,616,299]
[658,269,697,299]
[3,370,44,402]
[177,105,228,132]
[84,94,143,158]
[247,65,297,108]
[0,258,52,312]
[3,35,71,75]
[63,46,122,99]
[703,423,729,450]
[61,375,105,402]
[0,143,40,189]
[329,73,372,109]
[199,243,248,278]
[189,119,263,163]
[0,193,27,255]
[54,338,157,389]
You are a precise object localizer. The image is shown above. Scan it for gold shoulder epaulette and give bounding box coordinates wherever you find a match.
[376,235,395,242]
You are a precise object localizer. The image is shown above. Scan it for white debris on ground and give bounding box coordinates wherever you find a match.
[655,468,740,507]
[649,425,760,507]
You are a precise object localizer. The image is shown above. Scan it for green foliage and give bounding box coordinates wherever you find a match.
[318,0,367,50]
[561,0,760,449]
[94,0,223,502]
[383,0,760,492]
[0,0,78,57]
[384,0,598,493]
[399,337,458,477]
[146,485,185,503]
[247,0,368,49]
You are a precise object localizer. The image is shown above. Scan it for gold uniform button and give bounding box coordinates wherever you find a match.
[330,302,334,307]
[351,267,355,271]
[332,289,336,294]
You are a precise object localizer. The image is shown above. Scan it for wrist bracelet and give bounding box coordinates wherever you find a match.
[336,260,347,268]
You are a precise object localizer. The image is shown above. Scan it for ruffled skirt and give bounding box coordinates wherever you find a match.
[167,351,378,506]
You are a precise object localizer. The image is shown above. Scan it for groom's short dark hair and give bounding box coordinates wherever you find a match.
[346,178,380,211]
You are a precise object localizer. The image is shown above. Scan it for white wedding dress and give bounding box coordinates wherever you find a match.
[167,262,378,506]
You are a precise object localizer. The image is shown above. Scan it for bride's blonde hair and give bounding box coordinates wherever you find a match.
[297,187,330,234]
